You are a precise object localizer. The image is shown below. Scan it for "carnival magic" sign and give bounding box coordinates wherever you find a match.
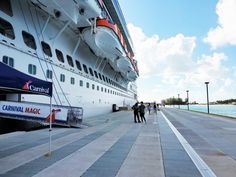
[0,101,67,121]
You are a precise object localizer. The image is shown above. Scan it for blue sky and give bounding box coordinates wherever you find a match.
[119,0,236,103]
[120,0,217,38]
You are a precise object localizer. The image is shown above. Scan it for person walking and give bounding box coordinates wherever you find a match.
[157,104,160,111]
[139,101,146,123]
[147,103,151,115]
[153,102,157,114]
[132,102,141,123]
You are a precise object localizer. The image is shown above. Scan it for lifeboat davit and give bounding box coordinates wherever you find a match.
[82,19,126,64]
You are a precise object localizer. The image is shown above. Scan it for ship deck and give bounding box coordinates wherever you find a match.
[1,109,236,177]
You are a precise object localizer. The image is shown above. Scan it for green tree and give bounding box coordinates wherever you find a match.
[163,97,185,105]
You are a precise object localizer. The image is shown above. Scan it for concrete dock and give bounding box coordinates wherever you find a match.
[1,108,236,177]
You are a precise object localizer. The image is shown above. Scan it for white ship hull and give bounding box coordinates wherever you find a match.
[0,0,138,123]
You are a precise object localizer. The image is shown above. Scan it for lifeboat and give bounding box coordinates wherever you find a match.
[133,59,139,76]
[82,18,139,80]
[116,57,133,73]
[127,69,138,81]
[82,19,126,64]
[31,0,102,26]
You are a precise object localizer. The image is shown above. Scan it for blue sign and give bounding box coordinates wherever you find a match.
[0,62,52,97]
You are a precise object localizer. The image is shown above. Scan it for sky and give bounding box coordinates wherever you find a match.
[119,0,236,103]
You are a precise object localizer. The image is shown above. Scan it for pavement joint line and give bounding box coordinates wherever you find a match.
[0,131,26,140]
[0,129,67,152]
[116,117,165,177]
[153,114,158,124]
[33,124,133,177]
[0,122,120,176]
[81,124,141,177]
[160,111,217,177]
[0,129,80,159]
[0,121,118,175]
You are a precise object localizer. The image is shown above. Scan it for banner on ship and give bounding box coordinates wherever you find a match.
[0,101,67,121]
[0,62,52,97]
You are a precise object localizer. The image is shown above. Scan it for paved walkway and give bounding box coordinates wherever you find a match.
[1,109,236,177]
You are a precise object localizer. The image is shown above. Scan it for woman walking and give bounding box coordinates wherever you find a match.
[139,101,146,123]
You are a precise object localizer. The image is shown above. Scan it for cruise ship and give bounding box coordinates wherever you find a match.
[0,0,138,126]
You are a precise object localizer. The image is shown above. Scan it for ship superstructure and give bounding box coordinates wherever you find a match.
[0,0,138,124]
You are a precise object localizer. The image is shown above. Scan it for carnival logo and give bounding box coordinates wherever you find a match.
[45,109,61,122]
[23,80,32,90]
[23,80,50,94]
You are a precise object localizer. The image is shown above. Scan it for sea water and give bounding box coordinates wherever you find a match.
[179,104,236,118]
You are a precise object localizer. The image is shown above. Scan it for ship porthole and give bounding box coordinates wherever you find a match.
[54,10,61,18]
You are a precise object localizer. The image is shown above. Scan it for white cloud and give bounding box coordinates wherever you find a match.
[204,0,236,48]
[194,52,228,83]
[128,24,196,77]
[224,78,232,87]
[128,23,235,102]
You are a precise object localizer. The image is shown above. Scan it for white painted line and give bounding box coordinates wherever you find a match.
[160,111,217,177]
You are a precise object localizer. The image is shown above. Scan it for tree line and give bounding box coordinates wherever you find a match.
[161,97,188,105]
[216,99,236,104]
[161,98,236,105]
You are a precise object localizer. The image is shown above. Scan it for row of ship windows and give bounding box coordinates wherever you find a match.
[0,17,125,90]
[2,56,127,97]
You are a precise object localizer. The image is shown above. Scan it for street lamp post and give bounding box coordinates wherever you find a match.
[205,82,210,114]
[186,90,189,110]
[178,94,180,109]
[173,96,174,108]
